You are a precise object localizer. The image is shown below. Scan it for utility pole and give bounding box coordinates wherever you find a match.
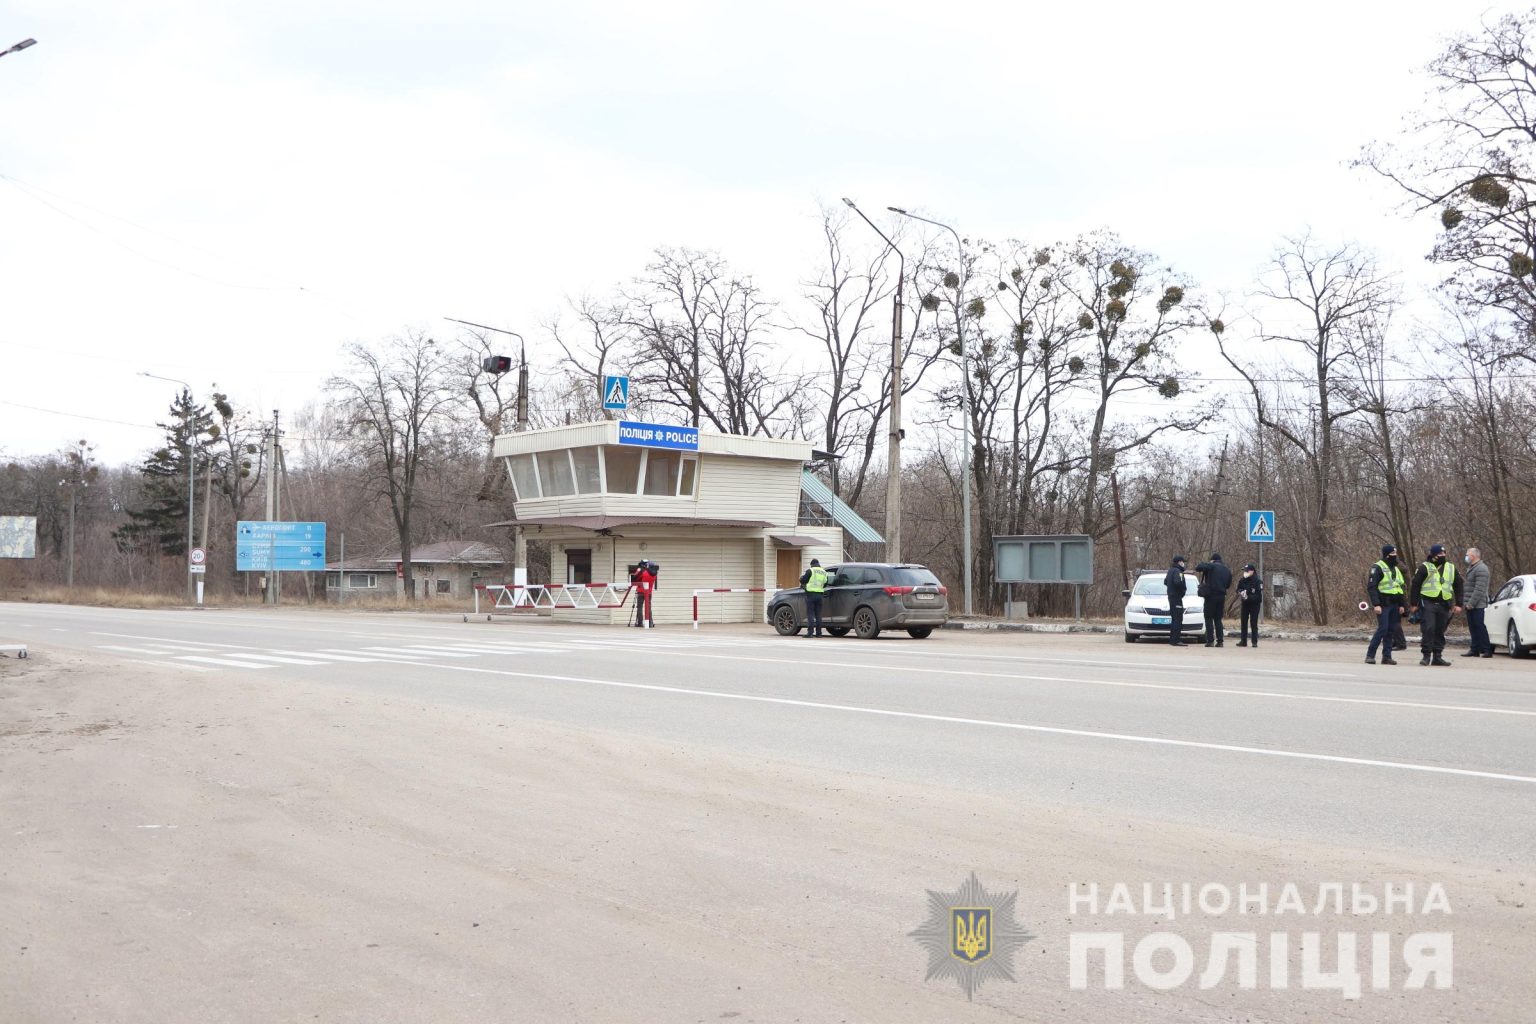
[514,342,529,587]
[889,207,972,612]
[841,199,904,562]
[1207,437,1230,554]
[1111,470,1131,589]
[264,409,281,605]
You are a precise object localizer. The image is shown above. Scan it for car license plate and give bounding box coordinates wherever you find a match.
[915,593,934,601]
[1151,616,1170,625]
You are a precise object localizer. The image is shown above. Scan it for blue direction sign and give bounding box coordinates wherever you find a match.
[236,521,328,571]
[1247,510,1276,544]
[602,375,630,411]
[617,420,698,451]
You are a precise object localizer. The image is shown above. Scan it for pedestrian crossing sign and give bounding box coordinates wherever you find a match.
[1247,510,1275,543]
[602,375,630,411]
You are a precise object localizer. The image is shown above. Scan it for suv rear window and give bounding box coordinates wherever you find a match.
[890,567,943,587]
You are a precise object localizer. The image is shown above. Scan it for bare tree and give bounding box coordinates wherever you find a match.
[327,331,458,601]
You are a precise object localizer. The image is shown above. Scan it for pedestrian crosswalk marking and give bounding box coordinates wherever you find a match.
[227,653,330,666]
[176,655,276,669]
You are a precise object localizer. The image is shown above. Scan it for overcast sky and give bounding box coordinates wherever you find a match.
[0,0,1493,465]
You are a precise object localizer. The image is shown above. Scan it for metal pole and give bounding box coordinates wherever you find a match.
[890,207,973,613]
[1259,544,1265,632]
[66,482,76,588]
[842,199,905,563]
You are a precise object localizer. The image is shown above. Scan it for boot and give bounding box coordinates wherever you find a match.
[1419,654,1431,666]
[1365,656,1376,665]
[1432,655,1452,667]
[1237,640,1248,648]
[1381,656,1397,665]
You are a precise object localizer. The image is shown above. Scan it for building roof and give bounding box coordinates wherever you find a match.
[329,541,506,568]
[491,420,812,462]
[484,515,775,531]
[798,471,884,544]
[768,533,831,548]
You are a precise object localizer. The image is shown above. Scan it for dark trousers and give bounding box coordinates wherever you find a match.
[1368,605,1401,659]
[1169,605,1184,643]
[1239,604,1259,645]
[1467,607,1491,655]
[1203,599,1225,645]
[805,594,824,636]
[1390,617,1407,649]
[1420,601,1451,656]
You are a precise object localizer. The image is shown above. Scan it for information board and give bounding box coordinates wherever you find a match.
[236,521,327,571]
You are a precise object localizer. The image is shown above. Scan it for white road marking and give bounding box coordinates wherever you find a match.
[175,656,276,669]
[93,631,262,650]
[227,653,331,666]
[657,650,1536,719]
[120,659,212,673]
[389,661,1536,785]
[267,650,378,663]
[386,646,482,658]
[347,648,433,659]
[98,645,185,655]
[848,644,1346,678]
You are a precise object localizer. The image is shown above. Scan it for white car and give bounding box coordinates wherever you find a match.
[1484,573,1536,657]
[1122,571,1204,643]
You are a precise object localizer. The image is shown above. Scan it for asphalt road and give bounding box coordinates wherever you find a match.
[3,602,1534,1021]
[8,602,1535,863]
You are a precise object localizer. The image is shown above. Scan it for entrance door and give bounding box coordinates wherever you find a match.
[776,549,801,590]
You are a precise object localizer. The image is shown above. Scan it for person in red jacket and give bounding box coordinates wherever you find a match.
[632,561,656,628]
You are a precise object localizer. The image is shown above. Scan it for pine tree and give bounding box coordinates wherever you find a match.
[116,390,215,556]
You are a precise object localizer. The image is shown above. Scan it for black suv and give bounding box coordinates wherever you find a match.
[767,562,950,639]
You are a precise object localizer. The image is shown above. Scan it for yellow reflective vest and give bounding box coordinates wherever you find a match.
[1420,561,1456,601]
[1374,560,1405,596]
[806,566,830,593]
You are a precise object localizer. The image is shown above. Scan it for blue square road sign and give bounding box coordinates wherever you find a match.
[1247,510,1276,544]
[602,375,629,411]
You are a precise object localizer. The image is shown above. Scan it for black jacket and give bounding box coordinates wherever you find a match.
[1236,572,1263,607]
[1409,559,1465,606]
[1164,564,1187,601]
[1367,561,1407,608]
[1195,559,1233,599]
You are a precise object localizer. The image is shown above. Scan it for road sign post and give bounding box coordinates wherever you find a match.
[1247,511,1275,629]
[189,547,206,606]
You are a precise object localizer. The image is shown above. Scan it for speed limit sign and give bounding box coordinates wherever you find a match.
[190,547,206,574]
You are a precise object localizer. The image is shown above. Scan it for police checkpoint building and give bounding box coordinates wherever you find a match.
[489,419,881,625]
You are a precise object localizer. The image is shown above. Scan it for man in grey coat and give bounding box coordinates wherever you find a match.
[1462,547,1493,658]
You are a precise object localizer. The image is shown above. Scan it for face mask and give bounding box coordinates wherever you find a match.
[1243,570,1254,577]
[1386,555,1398,566]
[1434,555,1446,565]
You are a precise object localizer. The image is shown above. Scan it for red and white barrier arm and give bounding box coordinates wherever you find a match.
[691,587,769,629]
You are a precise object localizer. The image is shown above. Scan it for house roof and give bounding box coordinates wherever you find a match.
[327,541,506,568]
[484,515,775,531]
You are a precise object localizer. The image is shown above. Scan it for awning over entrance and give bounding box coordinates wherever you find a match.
[798,471,884,543]
[768,533,830,548]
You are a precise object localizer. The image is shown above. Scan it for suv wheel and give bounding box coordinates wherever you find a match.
[772,605,800,636]
[853,606,882,640]
[827,627,850,637]
[906,627,933,639]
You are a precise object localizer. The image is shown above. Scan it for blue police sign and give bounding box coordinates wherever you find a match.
[1247,510,1275,544]
[236,521,328,571]
[616,421,699,451]
[602,375,629,411]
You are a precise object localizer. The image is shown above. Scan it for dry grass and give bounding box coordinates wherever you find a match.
[4,586,190,609]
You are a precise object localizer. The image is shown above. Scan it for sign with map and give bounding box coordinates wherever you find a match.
[0,516,37,558]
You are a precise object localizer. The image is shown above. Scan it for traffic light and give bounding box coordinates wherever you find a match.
[481,355,513,374]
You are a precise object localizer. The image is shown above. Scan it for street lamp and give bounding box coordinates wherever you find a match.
[1,38,36,59]
[140,372,198,605]
[841,198,905,563]
[888,206,974,615]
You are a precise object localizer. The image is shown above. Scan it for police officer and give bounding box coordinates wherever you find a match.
[1365,544,1406,665]
[1408,543,1463,666]
[1195,553,1233,647]
[1235,562,1263,647]
[799,558,830,638]
[1164,555,1190,646]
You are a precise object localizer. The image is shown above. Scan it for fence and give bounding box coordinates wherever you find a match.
[691,587,769,630]
[471,583,632,618]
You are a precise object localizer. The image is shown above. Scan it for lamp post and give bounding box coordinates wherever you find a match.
[841,199,905,563]
[888,207,974,615]
[446,316,530,586]
[140,372,197,605]
[1,38,36,59]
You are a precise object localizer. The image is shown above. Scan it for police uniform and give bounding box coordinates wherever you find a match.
[800,561,830,638]
[1365,544,1406,665]
[1409,544,1463,666]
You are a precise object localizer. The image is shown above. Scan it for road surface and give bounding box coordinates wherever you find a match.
[2,602,1532,1021]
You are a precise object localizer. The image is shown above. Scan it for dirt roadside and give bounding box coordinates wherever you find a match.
[2,649,1530,1023]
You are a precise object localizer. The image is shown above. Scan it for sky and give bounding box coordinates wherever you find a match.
[0,0,1496,466]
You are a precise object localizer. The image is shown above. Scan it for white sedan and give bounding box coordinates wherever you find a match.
[1122,571,1204,643]
[1485,573,1536,657]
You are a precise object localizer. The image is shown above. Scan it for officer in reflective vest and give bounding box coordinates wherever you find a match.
[1408,543,1463,666]
[1365,544,1406,665]
[799,558,830,638]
